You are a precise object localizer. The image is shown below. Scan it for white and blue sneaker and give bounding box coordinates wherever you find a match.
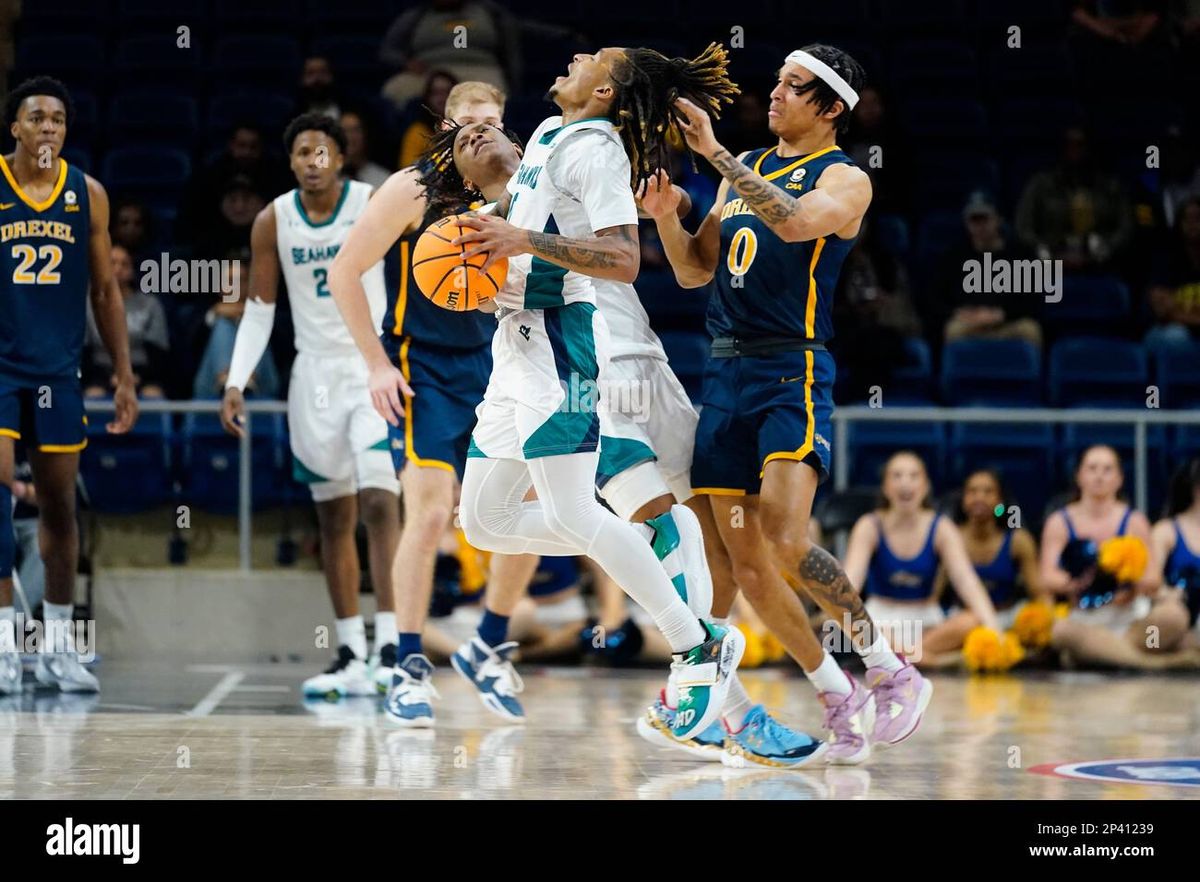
[721,704,827,770]
[35,648,99,693]
[671,621,744,740]
[384,653,437,727]
[451,636,525,722]
[635,688,725,761]
[302,645,374,700]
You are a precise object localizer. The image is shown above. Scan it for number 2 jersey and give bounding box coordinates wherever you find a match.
[707,145,859,342]
[0,156,90,385]
[273,179,386,356]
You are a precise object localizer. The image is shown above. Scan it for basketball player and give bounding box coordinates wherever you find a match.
[639,45,932,765]
[0,77,138,694]
[409,46,747,741]
[329,83,541,726]
[220,114,401,699]
[422,117,822,756]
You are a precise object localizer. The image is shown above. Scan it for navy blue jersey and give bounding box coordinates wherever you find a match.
[0,157,91,384]
[381,191,494,351]
[707,145,858,342]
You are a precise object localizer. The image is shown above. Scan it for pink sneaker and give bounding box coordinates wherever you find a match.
[866,662,933,749]
[818,677,875,765]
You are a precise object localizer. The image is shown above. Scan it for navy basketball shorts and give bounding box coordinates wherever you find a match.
[0,377,87,452]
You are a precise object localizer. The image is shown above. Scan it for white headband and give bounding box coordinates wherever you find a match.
[785,50,859,110]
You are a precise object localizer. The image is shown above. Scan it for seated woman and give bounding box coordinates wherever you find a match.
[843,451,1001,667]
[1150,457,1200,651]
[941,469,1041,631]
[1040,444,1195,669]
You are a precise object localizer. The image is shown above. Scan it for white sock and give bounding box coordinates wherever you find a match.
[373,611,396,655]
[0,607,15,652]
[42,601,73,653]
[804,651,852,696]
[861,635,904,672]
[721,674,756,732]
[335,615,368,661]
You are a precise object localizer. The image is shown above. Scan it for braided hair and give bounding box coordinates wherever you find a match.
[606,42,740,188]
[416,121,524,217]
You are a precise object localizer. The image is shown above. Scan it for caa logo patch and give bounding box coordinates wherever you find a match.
[1030,758,1200,787]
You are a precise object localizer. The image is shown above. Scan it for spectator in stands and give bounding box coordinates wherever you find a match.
[1150,456,1200,649]
[1144,195,1200,350]
[109,197,154,263]
[82,245,168,399]
[296,56,341,120]
[193,174,265,260]
[340,110,391,189]
[842,85,912,215]
[1040,444,1195,669]
[193,250,279,399]
[177,123,287,249]
[841,451,1002,667]
[832,218,922,401]
[936,192,1043,348]
[1015,126,1134,272]
[396,70,457,169]
[379,0,519,107]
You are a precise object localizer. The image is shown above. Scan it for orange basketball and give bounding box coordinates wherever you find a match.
[411,214,507,311]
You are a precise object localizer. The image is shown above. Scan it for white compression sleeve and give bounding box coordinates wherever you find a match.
[225,298,276,392]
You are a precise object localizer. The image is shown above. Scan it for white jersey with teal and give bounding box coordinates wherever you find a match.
[498,116,639,310]
[274,179,386,356]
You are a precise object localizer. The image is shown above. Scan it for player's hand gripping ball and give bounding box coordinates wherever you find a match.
[412,213,507,311]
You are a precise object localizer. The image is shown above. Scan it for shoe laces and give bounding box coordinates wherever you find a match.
[395,668,440,701]
[478,653,524,697]
[822,690,859,734]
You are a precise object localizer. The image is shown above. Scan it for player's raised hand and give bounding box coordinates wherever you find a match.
[108,374,138,434]
[220,386,247,438]
[453,214,527,273]
[635,170,682,220]
[368,361,413,427]
[673,97,720,158]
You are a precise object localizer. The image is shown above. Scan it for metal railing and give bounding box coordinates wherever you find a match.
[83,401,1200,570]
[832,406,1200,514]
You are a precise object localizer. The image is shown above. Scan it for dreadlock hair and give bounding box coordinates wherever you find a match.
[5,75,74,128]
[416,121,524,218]
[606,42,740,189]
[789,43,866,135]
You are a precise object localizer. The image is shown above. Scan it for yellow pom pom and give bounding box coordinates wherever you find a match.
[1013,601,1055,649]
[1098,536,1149,584]
[1002,631,1025,668]
[1053,602,1071,619]
[736,623,765,669]
[760,631,788,664]
[963,626,1022,673]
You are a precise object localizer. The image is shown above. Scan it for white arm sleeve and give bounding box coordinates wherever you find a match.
[224,298,276,392]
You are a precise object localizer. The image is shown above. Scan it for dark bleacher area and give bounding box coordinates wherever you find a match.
[8,0,1200,517]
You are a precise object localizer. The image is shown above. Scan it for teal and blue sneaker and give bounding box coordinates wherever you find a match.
[635,687,726,761]
[450,636,525,722]
[670,621,744,740]
[383,653,438,727]
[720,704,827,770]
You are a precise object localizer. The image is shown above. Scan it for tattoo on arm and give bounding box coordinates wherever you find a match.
[792,544,879,650]
[525,226,634,273]
[709,149,798,227]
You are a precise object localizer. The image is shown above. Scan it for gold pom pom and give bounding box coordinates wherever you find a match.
[1013,601,1055,649]
[963,626,1023,673]
[1098,536,1149,584]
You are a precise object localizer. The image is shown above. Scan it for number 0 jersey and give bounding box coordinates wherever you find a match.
[274,179,386,357]
[0,156,91,385]
[707,145,858,342]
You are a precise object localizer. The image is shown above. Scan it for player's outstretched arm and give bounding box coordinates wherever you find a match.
[674,97,872,244]
[220,204,280,437]
[637,169,725,289]
[453,216,641,284]
[85,175,137,433]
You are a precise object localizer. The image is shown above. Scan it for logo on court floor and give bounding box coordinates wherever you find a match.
[1030,758,1200,787]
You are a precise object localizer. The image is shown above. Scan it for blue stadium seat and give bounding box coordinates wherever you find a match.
[901,99,989,144]
[1060,423,1168,516]
[207,92,297,139]
[113,36,206,91]
[181,412,287,514]
[118,0,206,22]
[100,148,192,212]
[892,43,979,96]
[306,0,397,30]
[310,36,386,83]
[914,210,967,264]
[18,0,110,29]
[13,35,105,87]
[60,147,92,174]
[941,338,1042,406]
[996,98,1086,143]
[890,337,934,404]
[1170,426,1200,468]
[948,422,1055,524]
[62,90,99,148]
[212,36,303,89]
[987,45,1075,95]
[80,412,173,514]
[1043,275,1130,338]
[1048,337,1148,407]
[213,0,296,31]
[847,422,947,487]
[108,92,199,147]
[872,214,910,258]
[915,153,1000,209]
[1155,343,1200,408]
[658,331,709,402]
